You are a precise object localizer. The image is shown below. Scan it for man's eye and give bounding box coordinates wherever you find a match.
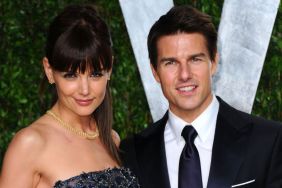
[164,60,175,66]
[191,57,203,63]
[63,72,77,78]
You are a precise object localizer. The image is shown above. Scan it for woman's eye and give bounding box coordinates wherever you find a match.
[91,71,104,77]
[63,72,77,78]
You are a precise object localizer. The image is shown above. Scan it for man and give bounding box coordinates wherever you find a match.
[120,5,282,188]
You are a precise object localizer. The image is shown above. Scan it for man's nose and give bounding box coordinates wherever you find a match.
[179,62,192,81]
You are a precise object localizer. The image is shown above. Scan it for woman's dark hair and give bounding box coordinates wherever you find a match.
[148,5,218,69]
[41,4,120,165]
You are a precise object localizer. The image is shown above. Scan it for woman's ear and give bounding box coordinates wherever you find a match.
[107,56,114,81]
[107,70,112,81]
[42,57,55,84]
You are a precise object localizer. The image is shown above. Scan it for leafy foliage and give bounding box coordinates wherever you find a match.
[253,4,282,120]
[0,0,281,166]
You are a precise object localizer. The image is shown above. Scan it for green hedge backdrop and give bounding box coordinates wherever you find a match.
[0,0,281,165]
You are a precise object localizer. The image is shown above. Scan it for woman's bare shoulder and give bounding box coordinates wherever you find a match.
[6,118,48,158]
[111,129,120,147]
[0,116,49,186]
[4,114,56,162]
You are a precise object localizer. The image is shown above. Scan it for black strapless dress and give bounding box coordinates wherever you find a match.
[53,167,140,188]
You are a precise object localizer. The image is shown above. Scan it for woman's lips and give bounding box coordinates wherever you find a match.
[75,99,93,106]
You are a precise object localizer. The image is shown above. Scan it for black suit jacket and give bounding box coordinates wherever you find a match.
[120,97,282,188]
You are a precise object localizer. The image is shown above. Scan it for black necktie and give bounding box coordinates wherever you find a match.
[179,126,203,188]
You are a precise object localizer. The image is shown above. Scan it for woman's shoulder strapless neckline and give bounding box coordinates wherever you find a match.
[53,167,140,188]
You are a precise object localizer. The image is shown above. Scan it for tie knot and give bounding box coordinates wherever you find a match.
[181,126,197,143]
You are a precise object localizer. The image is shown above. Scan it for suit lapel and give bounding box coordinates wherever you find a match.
[135,112,171,188]
[207,98,253,188]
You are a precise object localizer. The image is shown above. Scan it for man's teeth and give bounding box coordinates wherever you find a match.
[179,86,195,92]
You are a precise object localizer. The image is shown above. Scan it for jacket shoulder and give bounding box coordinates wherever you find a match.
[217,96,281,132]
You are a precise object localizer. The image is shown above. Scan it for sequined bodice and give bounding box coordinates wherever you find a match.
[54,168,140,188]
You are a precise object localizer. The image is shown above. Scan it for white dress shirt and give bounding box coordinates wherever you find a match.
[164,95,219,188]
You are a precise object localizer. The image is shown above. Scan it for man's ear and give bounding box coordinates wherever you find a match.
[42,57,55,84]
[150,63,160,83]
[211,52,219,76]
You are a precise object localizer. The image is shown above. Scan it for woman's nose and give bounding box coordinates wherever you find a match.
[79,77,89,95]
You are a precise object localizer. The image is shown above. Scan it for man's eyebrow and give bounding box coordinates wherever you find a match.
[159,53,208,63]
[189,53,206,58]
[159,57,177,63]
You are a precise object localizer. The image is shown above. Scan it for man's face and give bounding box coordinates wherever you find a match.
[151,33,218,122]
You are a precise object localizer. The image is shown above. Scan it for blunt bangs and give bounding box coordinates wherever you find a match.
[50,20,112,73]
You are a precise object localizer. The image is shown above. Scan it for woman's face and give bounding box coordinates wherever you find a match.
[43,58,111,117]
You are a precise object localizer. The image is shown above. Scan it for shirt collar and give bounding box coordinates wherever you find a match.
[168,95,219,143]
[168,110,187,143]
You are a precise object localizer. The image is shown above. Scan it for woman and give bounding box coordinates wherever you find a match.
[0,4,139,188]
